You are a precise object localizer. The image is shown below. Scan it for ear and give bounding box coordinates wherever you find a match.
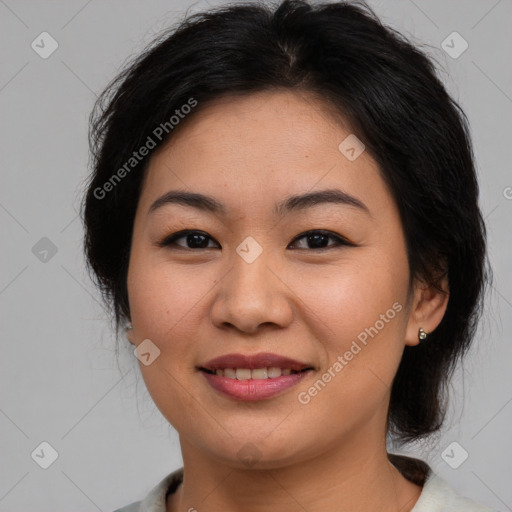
[126,324,136,346]
[405,274,449,347]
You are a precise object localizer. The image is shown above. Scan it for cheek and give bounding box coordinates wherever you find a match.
[127,251,216,343]
[126,254,213,394]
[127,254,215,430]
[291,276,408,437]
[291,251,409,343]
[290,250,409,405]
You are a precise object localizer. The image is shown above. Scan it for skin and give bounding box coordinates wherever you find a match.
[126,89,449,512]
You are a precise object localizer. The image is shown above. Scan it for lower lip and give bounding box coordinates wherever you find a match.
[201,371,311,401]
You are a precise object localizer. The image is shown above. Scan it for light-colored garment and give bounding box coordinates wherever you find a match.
[112,465,499,512]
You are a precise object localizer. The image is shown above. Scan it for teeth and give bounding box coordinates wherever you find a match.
[209,367,304,379]
[236,368,252,380]
[251,368,268,379]
[224,368,237,379]
[268,367,282,378]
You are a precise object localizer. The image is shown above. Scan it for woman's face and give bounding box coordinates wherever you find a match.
[127,89,423,468]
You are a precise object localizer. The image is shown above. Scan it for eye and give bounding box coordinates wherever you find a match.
[158,230,220,250]
[158,229,353,251]
[288,230,354,250]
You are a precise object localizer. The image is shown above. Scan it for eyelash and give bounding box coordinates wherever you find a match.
[157,229,354,251]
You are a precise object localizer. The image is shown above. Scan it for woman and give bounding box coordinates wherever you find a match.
[81,0,496,510]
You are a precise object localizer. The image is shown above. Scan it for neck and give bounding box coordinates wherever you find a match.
[167,432,423,512]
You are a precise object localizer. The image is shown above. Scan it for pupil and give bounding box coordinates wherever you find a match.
[189,234,208,248]
[308,233,327,248]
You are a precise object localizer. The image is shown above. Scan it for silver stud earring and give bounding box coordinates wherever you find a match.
[418,328,428,341]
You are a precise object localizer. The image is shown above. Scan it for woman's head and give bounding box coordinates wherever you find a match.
[81,0,488,456]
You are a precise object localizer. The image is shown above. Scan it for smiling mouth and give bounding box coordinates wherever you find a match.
[200,367,313,380]
[198,352,315,400]
[199,366,314,401]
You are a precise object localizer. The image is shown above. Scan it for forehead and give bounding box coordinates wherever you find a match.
[138,89,390,218]
[160,89,352,159]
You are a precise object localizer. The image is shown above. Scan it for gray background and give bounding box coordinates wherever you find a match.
[0,0,511,511]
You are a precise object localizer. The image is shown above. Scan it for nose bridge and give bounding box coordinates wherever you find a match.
[229,237,273,299]
[211,236,292,333]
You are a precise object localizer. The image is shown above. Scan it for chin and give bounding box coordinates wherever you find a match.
[201,433,311,470]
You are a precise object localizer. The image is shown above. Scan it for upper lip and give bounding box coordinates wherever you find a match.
[200,352,313,372]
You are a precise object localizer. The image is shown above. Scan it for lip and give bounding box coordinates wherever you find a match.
[200,352,312,372]
[198,352,314,401]
[201,371,311,401]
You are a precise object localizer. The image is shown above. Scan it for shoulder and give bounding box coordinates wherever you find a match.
[111,467,184,512]
[389,454,499,512]
[412,471,499,512]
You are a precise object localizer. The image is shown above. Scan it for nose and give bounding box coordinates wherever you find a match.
[210,246,293,335]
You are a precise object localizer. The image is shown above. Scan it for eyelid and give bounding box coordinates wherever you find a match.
[157,229,220,249]
[288,229,355,249]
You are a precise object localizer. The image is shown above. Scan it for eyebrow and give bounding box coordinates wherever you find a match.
[148,188,370,217]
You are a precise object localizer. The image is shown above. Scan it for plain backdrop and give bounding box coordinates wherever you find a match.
[1,0,511,511]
